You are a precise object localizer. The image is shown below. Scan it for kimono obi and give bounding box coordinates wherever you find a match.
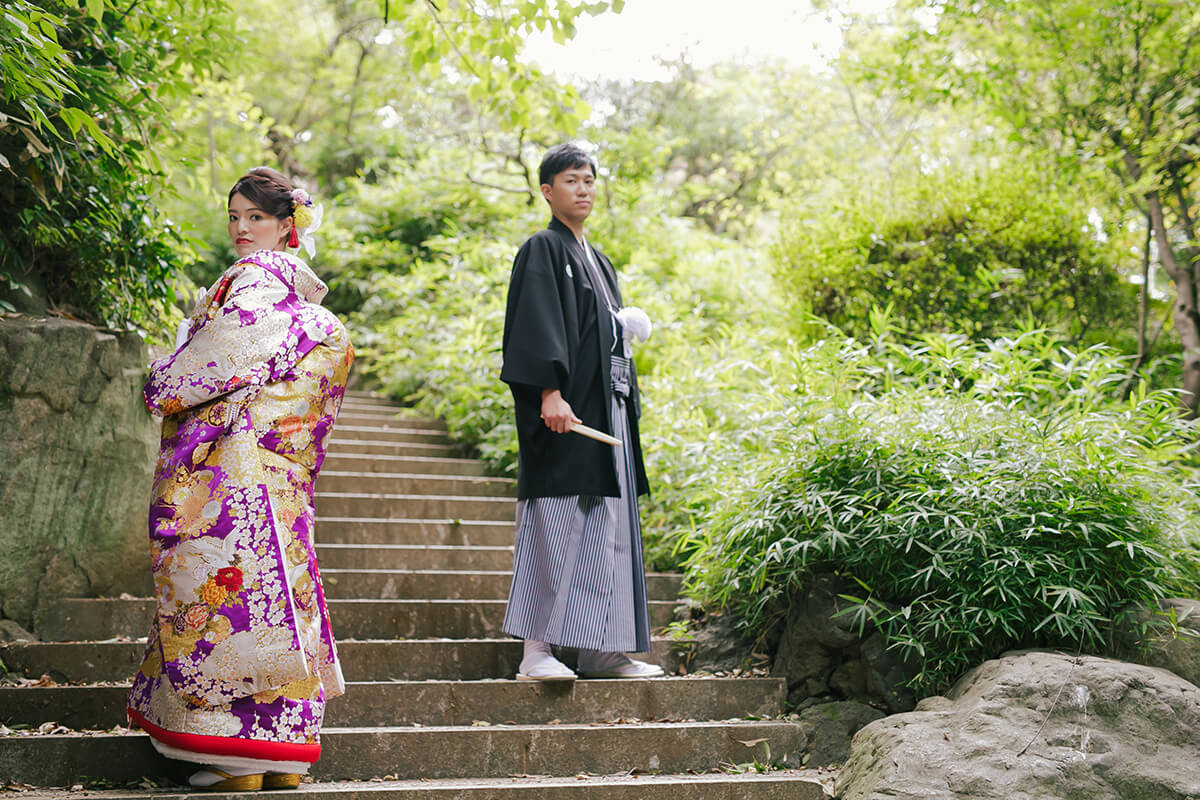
[611,354,632,399]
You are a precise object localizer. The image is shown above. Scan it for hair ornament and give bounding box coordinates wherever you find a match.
[289,187,324,258]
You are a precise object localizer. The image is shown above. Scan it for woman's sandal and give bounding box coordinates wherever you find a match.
[263,773,302,790]
[191,768,264,792]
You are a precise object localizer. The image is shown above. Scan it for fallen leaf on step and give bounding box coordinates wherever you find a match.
[738,738,768,747]
[20,674,55,688]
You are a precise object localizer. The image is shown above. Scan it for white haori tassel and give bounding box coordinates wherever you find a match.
[615,307,652,357]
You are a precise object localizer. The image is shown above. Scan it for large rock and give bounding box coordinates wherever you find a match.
[772,573,918,713]
[835,650,1200,800]
[0,316,157,630]
[796,701,885,768]
[673,600,761,675]
[1125,597,1200,688]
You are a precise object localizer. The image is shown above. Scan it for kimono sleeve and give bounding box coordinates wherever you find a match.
[500,235,572,391]
[143,265,297,416]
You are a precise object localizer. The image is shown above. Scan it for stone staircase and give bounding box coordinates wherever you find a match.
[0,391,829,798]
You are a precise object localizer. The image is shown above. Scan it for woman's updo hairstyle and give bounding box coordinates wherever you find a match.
[228,166,295,221]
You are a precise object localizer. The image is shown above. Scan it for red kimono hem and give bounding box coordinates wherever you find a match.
[128,708,321,763]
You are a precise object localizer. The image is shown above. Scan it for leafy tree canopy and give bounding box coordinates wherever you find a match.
[858,0,1200,411]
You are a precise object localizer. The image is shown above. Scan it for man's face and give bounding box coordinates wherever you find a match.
[541,166,595,227]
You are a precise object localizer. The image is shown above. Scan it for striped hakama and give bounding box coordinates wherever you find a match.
[502,355,652,653]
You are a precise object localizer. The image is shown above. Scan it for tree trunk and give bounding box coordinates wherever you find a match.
[1146,189,1200,417]
[1121,149,1200,416]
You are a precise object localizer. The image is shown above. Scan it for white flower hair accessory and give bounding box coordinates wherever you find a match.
[289,187,324,258]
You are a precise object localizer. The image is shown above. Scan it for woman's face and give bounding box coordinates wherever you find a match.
[228,192,293,257]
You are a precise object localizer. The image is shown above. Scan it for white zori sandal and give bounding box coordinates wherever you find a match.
[577,650,665,678]
[188,766,263,791]
[516,639,577,681]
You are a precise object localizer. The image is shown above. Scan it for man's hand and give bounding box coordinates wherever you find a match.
[540,388,581,434]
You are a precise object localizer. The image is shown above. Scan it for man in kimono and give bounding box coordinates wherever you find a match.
[500,143,664,681]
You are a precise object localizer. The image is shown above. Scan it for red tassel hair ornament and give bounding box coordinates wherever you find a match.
[287,226,300,249]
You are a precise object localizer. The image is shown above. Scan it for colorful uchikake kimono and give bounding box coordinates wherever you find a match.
[127,250,353,773]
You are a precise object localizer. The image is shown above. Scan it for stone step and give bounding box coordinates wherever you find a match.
[337,410,447,430]
[0,676,783,729]
[0,638,684,684]
[316,543,512,571]
[37,598,678,642]
[320,569,682,601]
[345,389,394,398]
[340,393,407,408]
[319,472,516,498]
[316,493,514,522]
[7,772,830,800]
[323,454,489,477]
[317,518,514,547]
[0,720,807,785]
[326,439,466,458]
[333,425,455,445]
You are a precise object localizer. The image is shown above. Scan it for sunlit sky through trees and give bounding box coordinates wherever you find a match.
[523,0,895,81]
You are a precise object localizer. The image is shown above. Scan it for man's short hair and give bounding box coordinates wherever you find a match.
[539,143,597,187]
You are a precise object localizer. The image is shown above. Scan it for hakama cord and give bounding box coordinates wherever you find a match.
[127,250,352,766]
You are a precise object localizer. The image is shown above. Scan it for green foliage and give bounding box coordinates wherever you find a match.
[0,0,233,329]
[349,222,525,470]
[774,159,1137,342]
[156,0,617,205]
[873,0,1200,410]
[152,0,620,291]
[584,60,838,238]
[683,327,1200,693]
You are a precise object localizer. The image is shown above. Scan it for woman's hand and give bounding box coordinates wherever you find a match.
[540,388,581,434]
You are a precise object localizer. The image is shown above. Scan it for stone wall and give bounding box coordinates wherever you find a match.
[0,316,157,632]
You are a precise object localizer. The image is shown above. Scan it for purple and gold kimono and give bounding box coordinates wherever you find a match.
[127,250,353,769]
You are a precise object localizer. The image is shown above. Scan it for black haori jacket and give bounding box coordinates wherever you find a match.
[501,217,649,500]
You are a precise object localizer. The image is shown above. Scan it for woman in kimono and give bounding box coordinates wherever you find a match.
[127,167,353,791]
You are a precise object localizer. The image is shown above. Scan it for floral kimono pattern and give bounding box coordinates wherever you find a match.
[127,250,353,766]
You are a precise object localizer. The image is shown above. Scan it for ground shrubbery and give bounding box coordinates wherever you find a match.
[772,161,1140,344]
[680,327,1200,693]
[335,169,1200,696]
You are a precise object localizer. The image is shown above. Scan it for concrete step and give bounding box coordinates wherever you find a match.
[315,493,514,522]
[333,425,455,445]
[0,676,784,729]
[37,598,678,641]
[340,393,409,409]
[7,772,830,800]
[326,439,466,458]
[323,454,489,477]
[338,410,446,426]
[320,569,682,601]
[345,389,395,398]
[337,410,447,430]
[317,518,514,547]
[0,638,684,684]
[316,543,513,571]
[319,472,516,498]
[0,720,807,785]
